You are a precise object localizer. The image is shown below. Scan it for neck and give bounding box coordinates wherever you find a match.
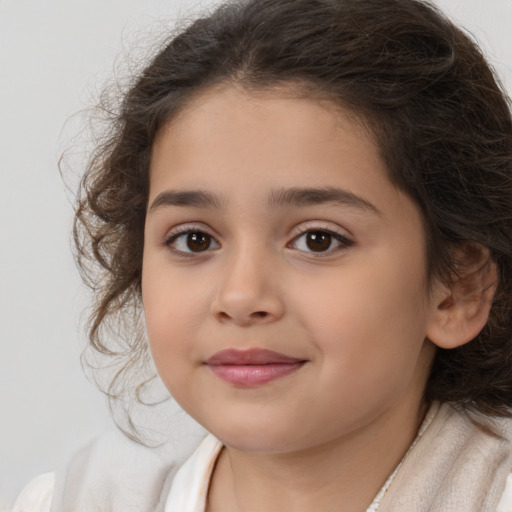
[207,399,429,512]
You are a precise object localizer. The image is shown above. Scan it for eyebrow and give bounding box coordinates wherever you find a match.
[268,187,381,215]
[149,190,225,212]
[148,186,381,215]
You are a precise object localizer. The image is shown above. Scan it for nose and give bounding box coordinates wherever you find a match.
[210,247,285,326]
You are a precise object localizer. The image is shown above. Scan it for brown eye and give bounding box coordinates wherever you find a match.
[166,229,220,254]
[305,231,332,252]
[290,229,352,254]
[187,232,211,252]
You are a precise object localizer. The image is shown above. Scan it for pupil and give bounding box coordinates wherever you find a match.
[187,232,210,252]
[306,231,331,252]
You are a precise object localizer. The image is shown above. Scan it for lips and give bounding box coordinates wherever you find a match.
[205,348,306,386]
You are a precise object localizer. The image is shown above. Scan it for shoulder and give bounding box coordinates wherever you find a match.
[51,428,206,512]
[12,472,55,512]
[13,426,206,512]
[449,406,512,511]
[451,406,512,510]
[497,415,512,511]
[380,403,512,511]
[498,474,512,512]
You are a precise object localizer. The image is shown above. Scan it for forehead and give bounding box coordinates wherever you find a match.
[150,86,384,195]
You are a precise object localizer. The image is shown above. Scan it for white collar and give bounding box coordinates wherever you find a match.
[164,406,438,512]
[165,434,223,512]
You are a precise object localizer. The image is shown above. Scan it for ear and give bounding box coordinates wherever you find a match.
[426,243,497,349]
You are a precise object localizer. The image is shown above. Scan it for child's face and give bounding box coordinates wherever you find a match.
[143,86,439,454]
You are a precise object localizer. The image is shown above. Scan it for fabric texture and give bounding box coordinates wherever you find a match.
[377,404,512,511]
[50,429,204,512]
[164,434,223,512]
[11,403,512,512]
[11,473,54,512]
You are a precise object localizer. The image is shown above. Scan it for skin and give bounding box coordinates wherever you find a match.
[142,86,446,512]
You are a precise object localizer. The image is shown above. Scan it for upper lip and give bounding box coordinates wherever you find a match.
[206,348,304,365]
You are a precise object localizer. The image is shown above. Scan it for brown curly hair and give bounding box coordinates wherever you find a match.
[74,0,512,435]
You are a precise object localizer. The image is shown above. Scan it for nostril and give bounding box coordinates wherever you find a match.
[214,309,270,324]
[251,311,269,319]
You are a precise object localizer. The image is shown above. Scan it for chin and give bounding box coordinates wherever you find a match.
[207,417,315,455]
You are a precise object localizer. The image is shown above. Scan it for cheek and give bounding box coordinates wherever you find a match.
[142,263,209,383]
[295,256,429,383]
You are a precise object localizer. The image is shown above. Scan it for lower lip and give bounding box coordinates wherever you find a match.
[207,362,304,386]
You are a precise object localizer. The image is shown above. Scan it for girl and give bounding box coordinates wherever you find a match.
[14,0,512,510]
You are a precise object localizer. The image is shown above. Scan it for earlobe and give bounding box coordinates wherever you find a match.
[426,244,497,350]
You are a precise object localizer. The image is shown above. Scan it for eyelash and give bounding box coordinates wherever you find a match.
[163,225,353,258]
[289,227,353,255]
[164,225,220,258]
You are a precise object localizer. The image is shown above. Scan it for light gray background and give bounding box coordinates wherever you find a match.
[1,0,511,508]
